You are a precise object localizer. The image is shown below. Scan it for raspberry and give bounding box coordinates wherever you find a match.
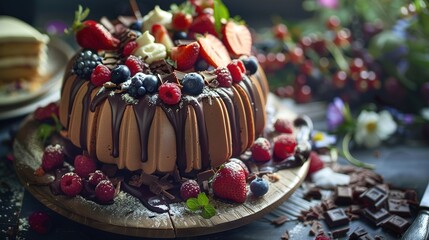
[273,134,297,160]
[125,55,145,76]
[227,60,244,83]
[250,137,271,162]
[60,172,83,197]
[215,67,233,87]
[308,151,324,175]
[34,102,59,121]
[236,59,246,74]
[274,118,294,134]
[180,180,201,200]
[88,170,108,186]
[315,232,332,240]
[90,64,111,87]
[28,211,52,234]
[123,41,138,56]
[95,180,115,203]
[159,83,181,105]
[41,144,64,172]
[74,155,97,178]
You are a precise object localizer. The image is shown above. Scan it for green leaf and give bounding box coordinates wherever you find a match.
[202,204,216,219]
[186,198,201,211]
[197,192,209,206]
[37,124,55,143]
[214,0,230,35]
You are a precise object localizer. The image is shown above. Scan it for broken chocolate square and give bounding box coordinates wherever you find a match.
[335,186,353,205]
[387,199,411,217]
[349,226,368,240]
[362,208,390,226]
[382,215,409,235]
[331,226,349,238]
[360,186,387,209]
[324,208,349,228]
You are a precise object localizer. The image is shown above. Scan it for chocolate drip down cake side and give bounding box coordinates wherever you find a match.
[13,1,311,237]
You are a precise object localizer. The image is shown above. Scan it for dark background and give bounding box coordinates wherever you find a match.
[0,0,310,30]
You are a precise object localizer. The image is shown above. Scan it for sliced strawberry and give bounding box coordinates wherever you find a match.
[151,24,174,50]
[222,21,252,57]
[70,6,119,51]
[172,12,193,31]
[171,42,200,71]
[198,34,231,68]
[189,14,217,37]
[190,0,214,15]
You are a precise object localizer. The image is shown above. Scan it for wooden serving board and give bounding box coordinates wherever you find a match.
[13,116,309,238]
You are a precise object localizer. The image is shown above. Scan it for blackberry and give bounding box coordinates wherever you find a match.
[73,50,102,79]
[128,73,147,98]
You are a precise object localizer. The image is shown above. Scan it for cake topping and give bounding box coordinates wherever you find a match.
[90,64,111,86]
[170,41,200,71]
[151,23,174,51]
[73,50,102,79]
[159,82,182,105]
[110,65,131,84]
[134,31,167,64]
[182,72,205,95]
[141,5,172,32]
[227,59,245,83]
[214,67,232,87]
[198,34,231,67]
[223,21,252,57]
[68,6,119,51]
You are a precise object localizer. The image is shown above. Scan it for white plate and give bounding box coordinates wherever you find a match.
[0,38,73,106]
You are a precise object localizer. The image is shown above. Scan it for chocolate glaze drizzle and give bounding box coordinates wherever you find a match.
[133,95,157,163]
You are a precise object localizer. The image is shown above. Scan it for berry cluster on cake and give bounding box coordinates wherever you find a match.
[29,0,309,216]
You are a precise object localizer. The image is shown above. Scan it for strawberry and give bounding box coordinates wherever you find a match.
[212,162,247,203]
[190,0,214,15]
[273,134,297,160]
[122,41,138,56]
[222,21,252,57]
[172,12,193,31]
[171,42,200,71]
[68,6,119,51]
[189,14,217,37]
[151,24,174,51]
[198,34,231,68]
[228,158,249,178]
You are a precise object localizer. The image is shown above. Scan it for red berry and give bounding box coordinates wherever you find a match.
[60,172,83,197]
[308,151,324,175]
[159,83,182,105]
[123,41,138,56]
[215,67,233,87]
[300,60,313,75]
[236,59,246,74]
[172,12,193,31]
[88,170,108,186]
[41,144,64,172]
[180,180,201,200]
[34,102,59,121]
[315,232,332,240]
[350,58,365,74]
[228,158,249,178]
[289,47,304,64]
[273,134,297,160]
[90,64,111,86]
[274,118,294,134]
[227,60,244,83]
[295,85,312,103]
[332,70,348,88]
[251,137,271,162]
[326,15,341,30]
[170,42,200,71]
[125,55,145,76]
[212,162,247,203]
[273,23,288,40]
[222,21,252,57]
[95,180,115,203]
[197,34,231,68]
[74,155,97,178]
[28,211,52,234]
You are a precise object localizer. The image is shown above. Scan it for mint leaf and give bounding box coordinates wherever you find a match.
[186,198,200,211]
[197,192,209,206]
[214,0,229,35]
[202,204,216,219]
[37,124,55,143]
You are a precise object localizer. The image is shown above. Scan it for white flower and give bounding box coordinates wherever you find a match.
[354,110,397,148]
[421,107,429,121]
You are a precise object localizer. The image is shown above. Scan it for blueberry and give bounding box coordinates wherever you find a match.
[142,75,159,94]
[129,20,143,31]
[242,57,258,75]
[182,73,205,96]
[250,177,269,197]
[137,86,147,96]
[111,65,131,84]
[173,31,188,41]
[194,58,209,71]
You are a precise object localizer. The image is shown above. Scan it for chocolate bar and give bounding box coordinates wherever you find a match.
[335,186,353,205]
[349,226,368,240]
[387,199,411,217]
[362,208,390,226]
[359,186,387,209]
[331,226,349,238]
[324,208,349,228]
[382,215,409,235]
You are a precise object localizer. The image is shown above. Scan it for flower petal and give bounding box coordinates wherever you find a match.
[376,110,397,140]
[363,133,381,148]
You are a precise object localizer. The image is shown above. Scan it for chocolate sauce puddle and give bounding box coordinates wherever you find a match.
[121,182,170,213]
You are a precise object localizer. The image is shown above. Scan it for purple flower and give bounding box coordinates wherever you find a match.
[317,0,338,9]
[45,20,68,36]
[327,97,345,131]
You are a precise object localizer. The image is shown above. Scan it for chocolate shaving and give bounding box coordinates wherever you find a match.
[150,59,174,75]
[271,215,288,225]
[280,231,289,240]
[196,169,215,185]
